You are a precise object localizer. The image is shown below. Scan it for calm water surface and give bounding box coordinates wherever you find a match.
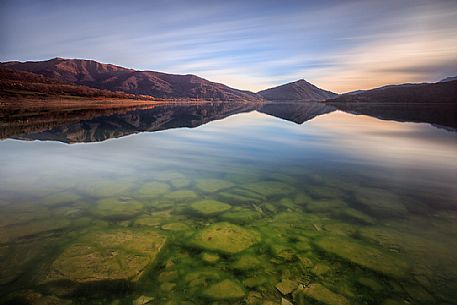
[0,109,456,305]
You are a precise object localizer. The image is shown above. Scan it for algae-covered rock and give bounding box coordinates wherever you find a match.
[312,263,331,276]
[298,283,348,305]
[135,210,171,227]
[218,188,265,204]
[232,255,263,270]
[357,277,383,291]
[201,252,220,264]
[315,236,410,278]
[221,209,260,224]
[202,279,245,300]
[42,192,81,206]
[276,279,297,295]
[138,181,170,197]
[191,223,260,254]
[307,199,347,212]
[161,223,190,231]
[170,178,191,189]
[195,179,234,193]
[133,295,154,305]
[339,208,375,224]
[92,197,143,220]
[164,190,198,201]
[47,228,166,283]
[155,171,186,182]
[242,181,295,197]
[0,218,70,244]
[243,276,268,288]
[82,179,135,198]
[191,199,231,216]
[355,187,407,216]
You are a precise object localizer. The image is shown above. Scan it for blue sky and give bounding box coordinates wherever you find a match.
[1,0,456,92]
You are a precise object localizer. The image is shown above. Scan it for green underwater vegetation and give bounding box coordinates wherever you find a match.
[0,168,456,305]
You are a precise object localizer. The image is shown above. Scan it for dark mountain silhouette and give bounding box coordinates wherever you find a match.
[440,76,457,83]
[327,80,457,128]
[0,58,262,101]
[258,79,337,101]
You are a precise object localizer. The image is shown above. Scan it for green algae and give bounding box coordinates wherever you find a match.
[46,228,166,283]
[202,279,245,300]
[191,222,261,254]
[190,199,231,215]
[315,236,411,277]
[92,197,144,220]
[137,181,170,197]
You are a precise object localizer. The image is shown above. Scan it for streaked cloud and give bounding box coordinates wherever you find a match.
[0,0,456,92]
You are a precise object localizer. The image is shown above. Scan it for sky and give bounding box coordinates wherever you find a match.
[1,0,456,93]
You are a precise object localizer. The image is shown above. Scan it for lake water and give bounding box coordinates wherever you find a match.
[0,103,456,305]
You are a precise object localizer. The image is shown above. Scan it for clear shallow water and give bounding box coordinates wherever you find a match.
[0,109,456,305]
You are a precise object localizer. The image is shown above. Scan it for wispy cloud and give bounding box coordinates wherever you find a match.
[1,0,456,92]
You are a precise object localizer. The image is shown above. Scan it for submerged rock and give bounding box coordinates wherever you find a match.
[191,222,260,254]
[232,255,263,270]
[46,228,166,283]
[315,236,410,278]
[164,190,198,200]
[82,179,135,198]
[202,279,245,300]
[221,209,260,224]
[242,181,295,197]
[191,199,231,216]
[195,179,234,193]
[42,191,81,206]
[355,187,407,216]
[201,252,220,264]
[218,187,265,204]
[161,222,190,231]
[92,197,143,220]
[276,279,297,295]
[297,283,348,305]
[138,181,170,197]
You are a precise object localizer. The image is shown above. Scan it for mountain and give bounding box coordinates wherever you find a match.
[0,67,149,100]
[328,80,457,104]
[257,79,337,101]
[326,80,457,128]
[440,76,457,83]
[0,58,262,101]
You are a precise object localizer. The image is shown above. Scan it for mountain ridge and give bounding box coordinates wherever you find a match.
[0,58,262,101]
[258,79,338,101]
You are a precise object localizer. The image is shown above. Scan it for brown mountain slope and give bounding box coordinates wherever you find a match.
[0,67,149,99]
[258,79,337,101]
[1,58,262,101]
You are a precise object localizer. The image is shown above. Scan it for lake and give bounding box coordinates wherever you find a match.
[0,103,456,305]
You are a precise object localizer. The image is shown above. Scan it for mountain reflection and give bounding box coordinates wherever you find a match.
[0,101,455,143]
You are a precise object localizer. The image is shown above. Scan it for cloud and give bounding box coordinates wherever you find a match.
[1,0,456,92]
